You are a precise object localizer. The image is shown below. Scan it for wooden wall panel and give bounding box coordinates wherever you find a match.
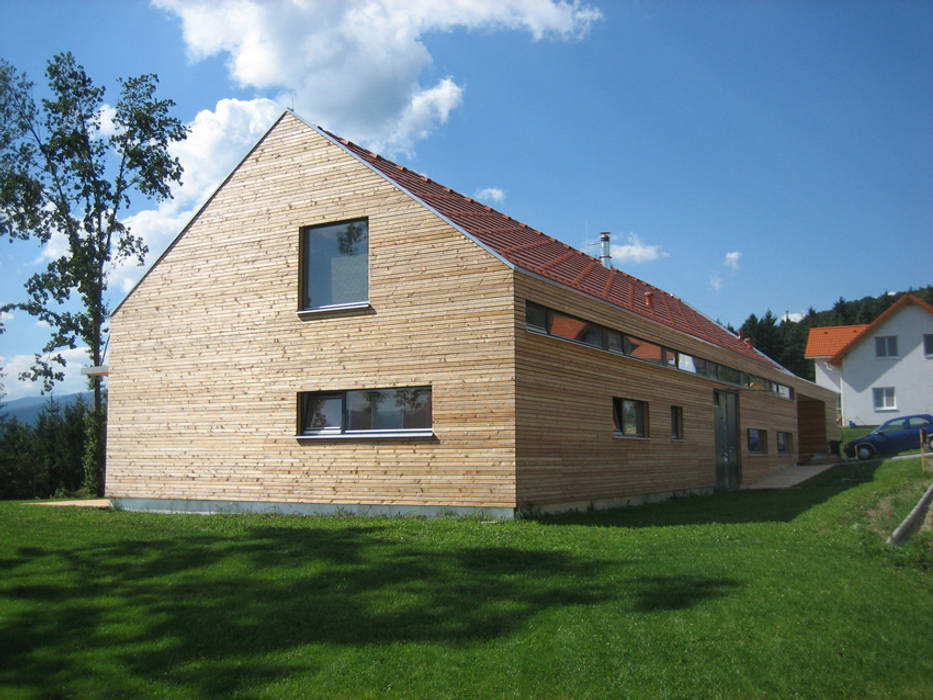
[513,273,833,506]
[106,114,517,509]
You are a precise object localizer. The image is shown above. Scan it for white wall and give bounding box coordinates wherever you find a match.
[814,359,841,392]
[840,304,933,425]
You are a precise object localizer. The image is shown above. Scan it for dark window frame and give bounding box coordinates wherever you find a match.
[613,397,648,438]
[747,428,768,455]
[299,217,370,312]
[297,386,433,439]
[776,431,792,454]
[670,405,684,440]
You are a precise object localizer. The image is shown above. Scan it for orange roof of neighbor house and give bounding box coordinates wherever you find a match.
[319,126,777,368]
[804,325,868,358]
[827,293,933,366]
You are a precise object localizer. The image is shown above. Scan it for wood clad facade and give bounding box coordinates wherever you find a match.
[106,112,838,516]
[512,273,834,510]
[106,113,518,511]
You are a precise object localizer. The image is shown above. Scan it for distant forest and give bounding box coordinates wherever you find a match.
[731,286,933,381]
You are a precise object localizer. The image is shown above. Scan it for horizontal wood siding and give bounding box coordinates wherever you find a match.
[106,114,517,509]
[514,273,830,505]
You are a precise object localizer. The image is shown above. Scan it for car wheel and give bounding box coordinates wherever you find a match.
[928,434,933,452]
[856,444,874,461]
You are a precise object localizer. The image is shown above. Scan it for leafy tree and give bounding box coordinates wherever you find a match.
[0,52,187,495]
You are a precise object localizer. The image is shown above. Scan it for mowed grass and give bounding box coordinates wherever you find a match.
[2,460,932,699]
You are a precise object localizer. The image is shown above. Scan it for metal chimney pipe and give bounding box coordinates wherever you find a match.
[599,231,612,268]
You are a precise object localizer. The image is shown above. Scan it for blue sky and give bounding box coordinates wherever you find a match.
[1,0,930,400]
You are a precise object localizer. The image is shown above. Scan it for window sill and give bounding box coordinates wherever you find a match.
[297,301,372,319]
[747,452,768,456]
[612,432,649,440]
[874,408,898,413]
[296,429,435,441]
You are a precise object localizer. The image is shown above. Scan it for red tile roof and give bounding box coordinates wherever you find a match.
[804,325,868,358]
[320,127,777,368]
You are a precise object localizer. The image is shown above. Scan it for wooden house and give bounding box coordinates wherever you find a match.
[105,111,837,517]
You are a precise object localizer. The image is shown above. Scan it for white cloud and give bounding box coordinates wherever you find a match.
[1,347,92,401]
[709,273,723,292]
[473,187,506,204]
[782,311,804,323]
[0,311,13,322]
[34,320,50,328]
[724,251,741,271]
[611,233,668,265]
[37,230,70,263]
[169,98,282,208]
[154,0,601,154]
[106,97,282,297]
[97,103,118,137]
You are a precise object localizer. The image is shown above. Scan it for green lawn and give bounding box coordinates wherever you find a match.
[2,459,932,699]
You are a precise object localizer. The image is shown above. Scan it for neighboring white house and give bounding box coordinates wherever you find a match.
[805,294,933,425]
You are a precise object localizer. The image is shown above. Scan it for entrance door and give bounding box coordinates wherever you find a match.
[713,390,740,490]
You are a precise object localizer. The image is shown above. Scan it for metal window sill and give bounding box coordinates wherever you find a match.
[297,301,372,318]
[296,429,435,440]
[612,432,650,440]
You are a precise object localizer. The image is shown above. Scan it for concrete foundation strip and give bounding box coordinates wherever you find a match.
[887,479,933,545]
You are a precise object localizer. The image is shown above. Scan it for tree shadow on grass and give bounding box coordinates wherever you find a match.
[537,462,882,528]
[0,521,650,697]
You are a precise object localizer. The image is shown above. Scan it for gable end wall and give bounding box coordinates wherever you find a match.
[106,113,517,510]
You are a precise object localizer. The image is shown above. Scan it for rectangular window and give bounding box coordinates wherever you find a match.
[300,218,369,310]
[613,398,648,438]
[298,386,432,437]
[747,428,767,454]
[548,311,604,348]
[777,431,792,454]
[625,336,663,363]
[924,334,933,356]
[873,387,896,410]
[718,365,742,385]
[677,353,697,373]
[875,335,898,357]
[670,405,684,439]
[525,301,547,331]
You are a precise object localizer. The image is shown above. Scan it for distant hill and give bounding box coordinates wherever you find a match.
[0,392,94,425]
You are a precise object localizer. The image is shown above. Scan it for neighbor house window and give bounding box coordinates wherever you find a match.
[613,398,648,438]
[924,334,933,357]
[747,428,767,454]
[298,386,432,437]
[873,387,896,410]
[875,335,897,357]
[670,405,684,439]
[300,218,369,310]
[777,431,792,454]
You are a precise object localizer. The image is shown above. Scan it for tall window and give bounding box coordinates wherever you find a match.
[776,431,792,454]
[747,428,767,454]
[299,386,432,436]
[300,218,369,310]
[613,398,648,437]
[875,335,897,357]
[873,387,895,410]
[670,405,684,439]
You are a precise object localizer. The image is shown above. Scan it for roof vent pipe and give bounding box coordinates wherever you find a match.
[599,231,612,269]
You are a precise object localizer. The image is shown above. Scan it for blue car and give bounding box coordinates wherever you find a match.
[844,414,933,460]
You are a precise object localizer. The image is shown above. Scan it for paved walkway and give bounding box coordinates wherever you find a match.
[741,462,840,490]
[23,499,112,508]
